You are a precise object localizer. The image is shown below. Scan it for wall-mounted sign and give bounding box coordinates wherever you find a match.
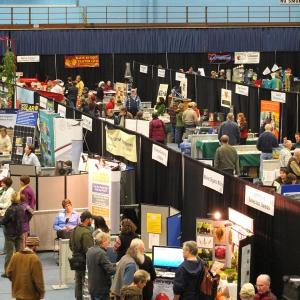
[175,72,186,82]
[82,114,93,131]
[157,69,165,78]
[140,65,148,74]
[57,104,66,118]
[64,55,100,68]
[221,88,232,108]
[235,84,249,97]
[17,55,40,63]
[271,91,286,103]
[234,52,260,64]
[203,168,224,194]
[245,185,275,216]
[228,208,253,233]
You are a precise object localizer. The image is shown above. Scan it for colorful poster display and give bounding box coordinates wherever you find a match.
[16,110,38,127]
[106,128,137,162]
[260,100,280,140]
[156,84,168,101]
[39,110,59,166]
[208,53,232,64]
[221,88,232,108]
[64,55,100,68]
[146,213,162,234]
[15,86,35,105]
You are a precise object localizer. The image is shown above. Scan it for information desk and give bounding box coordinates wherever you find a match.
[196,138,258,159]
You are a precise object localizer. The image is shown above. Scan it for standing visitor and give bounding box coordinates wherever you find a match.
[240,283,255,300]
[255,274,277,300]
[7,236,45,300]
[287,148,300,180]
[154,97,166,116]
[0,128,12,153]
[125,89,141,117]
[218,113,240,145]
[175,103,185,147]
[182,102,198,129]
[76,75,85,106]
[279,140,293,167]
[69,211,94,300]
[149,112,166,144]
[237,113,249,145]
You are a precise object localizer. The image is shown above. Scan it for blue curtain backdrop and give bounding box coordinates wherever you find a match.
[0,27,298,55]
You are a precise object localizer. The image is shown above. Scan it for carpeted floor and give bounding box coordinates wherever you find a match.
[0,227,75,300]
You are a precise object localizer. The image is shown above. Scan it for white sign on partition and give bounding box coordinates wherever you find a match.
[17,55,40,63]
[152,144,168,166]
[221,88,232,108]
[39,96,47,109]
[203,168,224,194]
[57,104,66,118]
[125,119,137,132]
[82,114,93,131]
[235,84,249,96]
[175,72,186,82]
[198,68,205,76]
[271,91,286,103]
[158,69,165,78]
[240,244,251,285]
[245,185,275,216]
[228,208,253,233]
[234,52,260,64]
[136,120,149,137]
[140,65,148,74]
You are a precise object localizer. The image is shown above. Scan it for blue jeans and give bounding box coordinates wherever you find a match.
[175,127,185,146]
[260,152,273,179]
[90,293,110,300]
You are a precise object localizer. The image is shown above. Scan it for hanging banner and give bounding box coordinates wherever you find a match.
[17,55,40,63]
[57,104,66,118]
[234,52,260,64]
[260,100,280,140]
[82,114,93,131]
[203,168,224,194]
[208,53,232,64]
[175,72,186,82]
[16,110,38,127]
[106,128,137,162]
[157,68,165,78]
[235,84,249,96]
[221,88,232,108]
[64,55,100,68]
[156,84,168,101]
[140,65,148,74]
[271,91,286,103]
[152,144,168,166]
[245,185,275,216]
[280,0,300,3]
[39,110,59,166]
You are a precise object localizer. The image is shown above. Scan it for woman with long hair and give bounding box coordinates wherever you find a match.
[237,112,249,145]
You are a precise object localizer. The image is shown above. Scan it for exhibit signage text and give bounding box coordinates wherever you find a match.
[203,168,224,194]
[152,144,168,166]
[235,84,249,97]
[271,91,286,103]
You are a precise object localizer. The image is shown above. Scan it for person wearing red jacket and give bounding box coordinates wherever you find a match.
[149,113,166,144]
[105,97,115,114]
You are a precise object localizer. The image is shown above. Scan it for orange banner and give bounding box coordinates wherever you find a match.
[260,100,280,139]
[64,55,100,68]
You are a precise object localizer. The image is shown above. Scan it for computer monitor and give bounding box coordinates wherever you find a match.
[152,246,184,269]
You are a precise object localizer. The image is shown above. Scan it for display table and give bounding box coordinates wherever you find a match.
[190,134,218,159]
[196,138,258,159]
[238,151,261,168]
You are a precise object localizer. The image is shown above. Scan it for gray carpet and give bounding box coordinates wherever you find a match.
[0,227,75,300]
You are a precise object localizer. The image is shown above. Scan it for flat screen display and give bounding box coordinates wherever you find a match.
[152,246,184,269]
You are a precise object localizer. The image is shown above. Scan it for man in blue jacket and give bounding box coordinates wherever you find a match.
[218,113,240,145]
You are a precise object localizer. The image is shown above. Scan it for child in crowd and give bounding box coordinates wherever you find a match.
[120,270,150,300]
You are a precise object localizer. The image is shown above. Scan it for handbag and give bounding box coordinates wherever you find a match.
[68,227,86,271]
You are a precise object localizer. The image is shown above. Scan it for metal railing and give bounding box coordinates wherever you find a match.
[0,6,299,25]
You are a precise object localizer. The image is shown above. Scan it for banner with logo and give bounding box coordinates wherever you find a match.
[64,55,100,68]
[260,100,280,140]
[208,53,232,64]
[106,128,137,162]
[234,52,260,64]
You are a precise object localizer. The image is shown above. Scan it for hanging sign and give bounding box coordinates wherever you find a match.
[280,0,300,3]
[175,72,186,82]
[82,114,93,131]
[64,55,100,68]
[203,168,224,194]
[235,84,249,96]
[208,53,232,64]
[221,88,232,108]
[271,91,286,103]
[234,52,260,64]
[17,55,40,63]
[39,96,47,109]
[140,65,148,74]
[245,185,275,216]
[16,110,38,127]
[152,144,168,166]
[157,69,165,78]
[57,104,66,118]
[156,84,169,101]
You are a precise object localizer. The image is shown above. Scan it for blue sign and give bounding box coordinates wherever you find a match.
[16,110,38,127]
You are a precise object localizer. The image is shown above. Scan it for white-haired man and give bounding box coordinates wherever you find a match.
[111,238,144,298]
[255,274,277,300]
[86,231,116,300]
[287,148,300,180]
[279,140,292,167]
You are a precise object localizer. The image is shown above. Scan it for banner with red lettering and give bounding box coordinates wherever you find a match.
[64,55,100,68]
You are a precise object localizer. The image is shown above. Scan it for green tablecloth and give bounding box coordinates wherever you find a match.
[239,153,260,168]
[196,139,257,159]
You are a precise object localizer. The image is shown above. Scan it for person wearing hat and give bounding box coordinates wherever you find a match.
[69,210,94,300]
[6,236,45,300]
[240,283,255,300]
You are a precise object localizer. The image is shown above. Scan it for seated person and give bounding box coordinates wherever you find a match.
[286,173,297,184]
[22,144,40,167]
[0,128,12,153]
[273,167,288,191]
[53,199,80,239]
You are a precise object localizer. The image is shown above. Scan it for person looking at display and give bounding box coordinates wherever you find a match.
[105,97,115,114]
[22,144,41,167]
[149,112,166,144]
[0,128,12,153]
[0,177,15,221]
[255,274,277,300]
[53,199,80,239]
[182,102,198,129]
[240,283,255,300]
[287,148,300,180]
[218,113,240,145]
[19,175,36,210]
[154,97,166,116]
[237,113,248,145]
[279,140,292,167]
[93,215,109,233]
[125,89,141,117]
[173,241,203,300]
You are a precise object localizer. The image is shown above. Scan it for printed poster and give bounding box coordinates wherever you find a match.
[146,213,162,234]
[64,55,100,68]
[260,100,280,140]
[106,128,137,162]
[156,84,168,101]
[221,88,232,108]
[114,82,126,103]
